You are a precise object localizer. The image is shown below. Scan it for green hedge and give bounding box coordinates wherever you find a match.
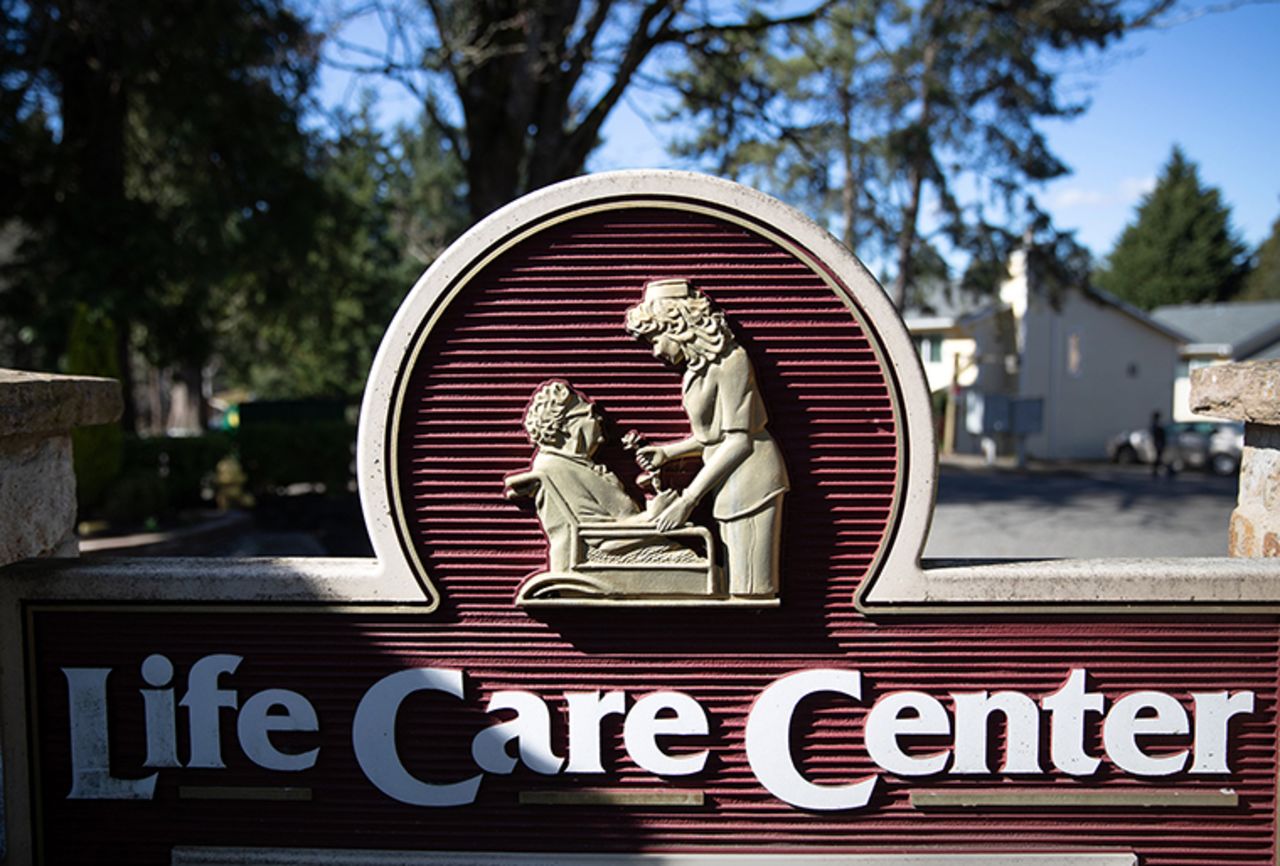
[124,432,237,509]
[66,305,123,510]
[82,420,354,526]
[236,420,355,494]
[91,432,238,524]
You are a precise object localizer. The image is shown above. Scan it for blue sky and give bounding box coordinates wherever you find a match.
[1037,1,1280,257]
[321,2,1280,262]
[586,2,1280,261]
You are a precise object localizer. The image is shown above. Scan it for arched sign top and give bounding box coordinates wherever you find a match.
[357,171,937,613]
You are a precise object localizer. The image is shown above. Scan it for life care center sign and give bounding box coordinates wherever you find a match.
[4,172,1280,866]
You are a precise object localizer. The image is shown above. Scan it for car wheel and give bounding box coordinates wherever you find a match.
[1115,445,1138,465]
[1211,453,1239,476]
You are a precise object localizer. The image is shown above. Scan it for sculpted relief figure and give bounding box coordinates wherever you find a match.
[506,280,787,606]
[626,279,789,598]
[506,381,711,603]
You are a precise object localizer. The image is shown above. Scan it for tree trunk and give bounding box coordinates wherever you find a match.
[839,82,857,251]
[58,3,136,432]
[889,38,938,311]
[890,159,925,310]
[114,325,137,435]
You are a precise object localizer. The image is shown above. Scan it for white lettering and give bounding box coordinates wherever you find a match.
[180,654,242,769]
[1043,668,1104,776]
[472,691,564,775]
[1103,691,1189,776]
[237,689,320,772]
[1190,691,1255,773]
[63,668,157,799]
[57,656,1261,810]
[745,669,877,810]
[566,691,626,773]
[352,668,482,807]
[623,692,709,776]
[951,691,1042,775]
[140,654,179,769]
[865,691,950,776]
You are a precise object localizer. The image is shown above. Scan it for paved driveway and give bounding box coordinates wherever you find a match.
[924,462,1238,559]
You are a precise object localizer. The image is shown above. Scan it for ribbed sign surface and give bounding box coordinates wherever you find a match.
[12,174,1279,865]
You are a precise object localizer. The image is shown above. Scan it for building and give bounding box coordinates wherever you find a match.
[1151,300,1280,421]
[905,251,1186,460]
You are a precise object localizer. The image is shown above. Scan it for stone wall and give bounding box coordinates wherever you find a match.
[0,370,122,566]
[1192,359,1280,557]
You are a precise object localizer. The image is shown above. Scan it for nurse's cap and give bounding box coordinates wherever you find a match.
[643,278,691,301]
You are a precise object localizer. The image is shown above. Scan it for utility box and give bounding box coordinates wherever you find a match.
[966,392,1043,437]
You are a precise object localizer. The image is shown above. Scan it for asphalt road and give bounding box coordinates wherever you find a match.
[924,462,1239,559]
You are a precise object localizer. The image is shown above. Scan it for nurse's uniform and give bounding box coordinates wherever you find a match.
[682,343,789,597]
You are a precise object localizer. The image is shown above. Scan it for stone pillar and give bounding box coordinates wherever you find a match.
[1,369,120,861]
[1191,359,1280,558]
[0,369,122,567]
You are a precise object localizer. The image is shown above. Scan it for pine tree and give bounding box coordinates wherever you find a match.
[664,0,1162,308]
[1241,215,1280,301]
[220,103,467,399]
[0,0,322,429]
[1094,147,1248,309]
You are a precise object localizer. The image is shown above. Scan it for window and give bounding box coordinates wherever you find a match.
[915,335,942,363]
[1067,333,1082,377]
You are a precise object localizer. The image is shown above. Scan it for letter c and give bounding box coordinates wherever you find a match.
[352,668,482,806]
[745,669,878,810]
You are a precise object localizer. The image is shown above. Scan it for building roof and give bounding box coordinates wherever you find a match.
[1072,284,1188,344]
[901,280,989,327]
[1152,301,1280,359]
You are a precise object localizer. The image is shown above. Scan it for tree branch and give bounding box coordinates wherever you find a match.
[422,0,464,94]
[559,0,679,174]
[666,0,834,44]
[1142,0,1275,28]
[421,91,467,161]
[563,0,616,94]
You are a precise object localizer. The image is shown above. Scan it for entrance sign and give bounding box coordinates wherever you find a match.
[4,172,1280,866]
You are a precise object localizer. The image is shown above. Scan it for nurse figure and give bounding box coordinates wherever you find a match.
[625,279,789,599]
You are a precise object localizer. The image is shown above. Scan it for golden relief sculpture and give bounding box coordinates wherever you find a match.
[506,279,788,606]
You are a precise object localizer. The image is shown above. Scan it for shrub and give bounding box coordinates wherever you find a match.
[236,420,355,495]
[124,432,236,510]
[66,305,123,511]
[100,470,170,527]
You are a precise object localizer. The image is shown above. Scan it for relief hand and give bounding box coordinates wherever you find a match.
[636,445,668,471]
[655,493,695,531]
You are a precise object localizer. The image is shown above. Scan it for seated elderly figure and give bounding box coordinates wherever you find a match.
[512,381,695,574]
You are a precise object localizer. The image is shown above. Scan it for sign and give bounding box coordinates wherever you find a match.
[5,172,1280,865]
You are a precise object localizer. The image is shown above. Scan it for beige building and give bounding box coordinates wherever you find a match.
[905,251,1185,460]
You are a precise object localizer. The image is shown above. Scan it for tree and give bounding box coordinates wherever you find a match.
[664,0,1174,308]
[325,1,827,222]
[0,0,323,429]
[1095,146,1248,309]
[220,102,468,399]
[1241,214,1280,301]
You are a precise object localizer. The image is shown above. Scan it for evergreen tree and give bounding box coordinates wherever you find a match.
[0,0,323,429]
[219,102,468,399]
[665,0,1168,308]
[1241,214,1280,301]
[1095,146,1248,309]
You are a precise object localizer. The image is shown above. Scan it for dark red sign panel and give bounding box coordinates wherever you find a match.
[13,175,1280,865]
[27,610,1278,865]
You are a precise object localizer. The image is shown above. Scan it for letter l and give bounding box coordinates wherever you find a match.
[63,668,157,799]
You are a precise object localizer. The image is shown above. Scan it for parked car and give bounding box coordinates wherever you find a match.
[1106,421,1243,475]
